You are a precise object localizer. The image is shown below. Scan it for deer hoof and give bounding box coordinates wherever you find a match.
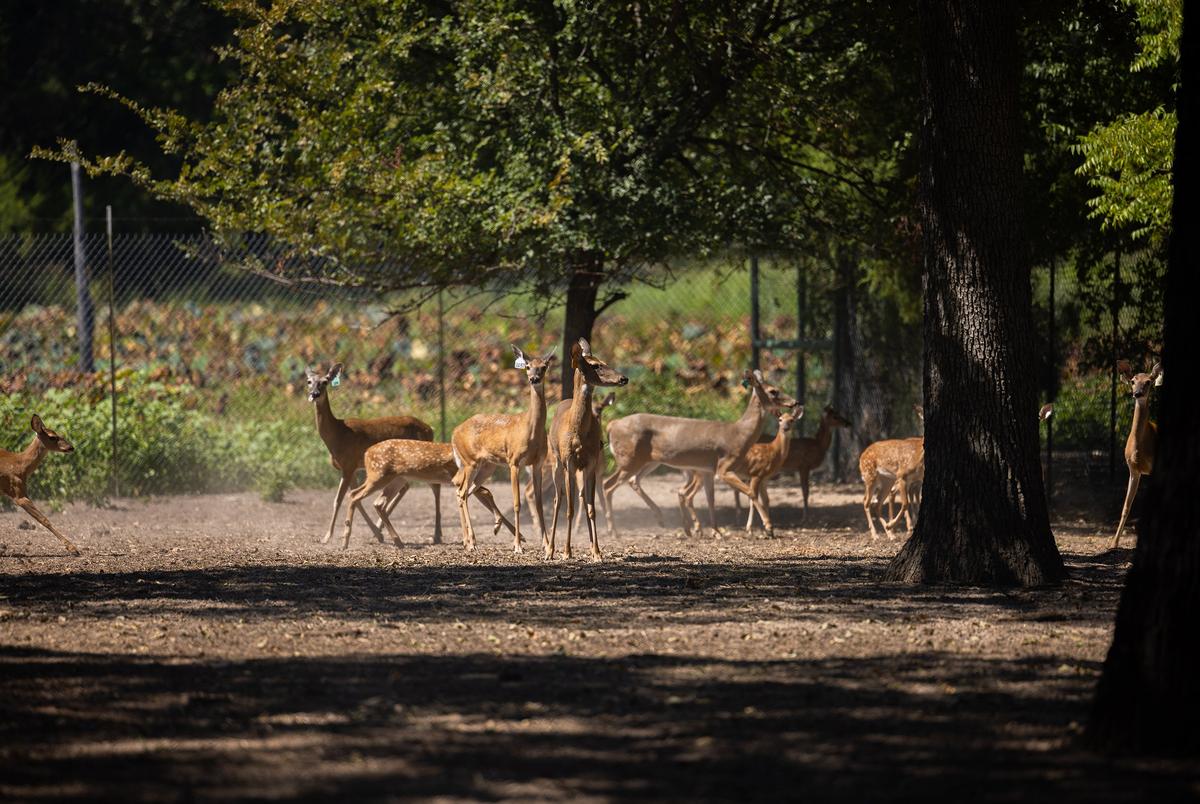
[66,544,81,556]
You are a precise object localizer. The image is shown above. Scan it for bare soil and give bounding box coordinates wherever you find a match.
[1,475,1197,802]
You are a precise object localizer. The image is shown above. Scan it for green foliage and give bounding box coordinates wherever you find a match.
[0,371,331,503]
[1074,0,1180,243]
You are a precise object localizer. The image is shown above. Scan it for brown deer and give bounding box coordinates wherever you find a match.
[545,339,628,561]
[603,370,798,537]
[733,404,852,519]
[859,436,925,538]
[1113,359,1161,549]
[451,345,556,553]
[1,415,79,555]
[341,440,515,548]
[306,363,439,548]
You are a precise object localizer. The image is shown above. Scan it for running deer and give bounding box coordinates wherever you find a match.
[1,415,79,555]
[1112,359,1161,549]
[341,440,515,548]
[733,404,851,519]
[545,339,629,561]
[306,363,440,548]
[603,370,798,538]
[451,345,556,553]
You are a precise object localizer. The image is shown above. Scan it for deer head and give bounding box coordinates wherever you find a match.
[1117,359,1162,401]
[305,363,344,402]
[511,345,556,386]
[777,409,800,433]
[742,369,798,412]
[31,414,74,453]
[572,338,629,388]
[823,405,852,428]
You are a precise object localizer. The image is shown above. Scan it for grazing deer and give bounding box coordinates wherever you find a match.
[341,439,515,548]
[733,404,852,519]
[546,339,629,561]
[451,345,556,553]
[603,370,798,538]
[1,415,79,555]
[306,363,439,548]
[1112,359,1161,549]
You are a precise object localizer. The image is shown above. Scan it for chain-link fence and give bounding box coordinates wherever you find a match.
[1,230,1162,506]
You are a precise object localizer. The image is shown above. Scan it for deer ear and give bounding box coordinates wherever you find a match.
[1039,403,1054,421]
[1151,361,1163,382]
[31,414,44,433]
[570,340,584,366]
[327,363,344,382]
[794,405,805,419]
[752,369,765,384]
[577,338,591,356]
[543,348,557,365]
[1117,359,1133,381]
[305,366,319,382]
[602,393,615,408]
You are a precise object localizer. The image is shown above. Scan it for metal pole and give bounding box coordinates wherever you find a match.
[437,288,447,442]
[796,263,807,433]
[1109,249,1120,479]
[106,206,118,497]
[1046,258,1055,509]
[749,256,761,371]
[71,161,95,372]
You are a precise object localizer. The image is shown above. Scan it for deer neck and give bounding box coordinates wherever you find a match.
[813,417,835,456]
[1131,396,1154,445]
[773,425,792,465]
[566,367,595,439]
[526,381,549,448]
[731,387,769,455]
[313,393,350,447]
[16,437,47,479]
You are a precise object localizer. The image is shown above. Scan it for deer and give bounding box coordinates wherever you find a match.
[1112,359,1161,550]
[545,339,629,561]
[603,369,798,538]
[451,345,556,553]
[524,392,616,532]
[340,439,516,548]
[860,436,925,539]
[732,404,852,520]
[305,363,440,549]
[1,415,79,555]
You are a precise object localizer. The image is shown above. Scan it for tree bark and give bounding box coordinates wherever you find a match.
[1086,7,1199,754]
[883,0,1064,586]
[560,256,602,400]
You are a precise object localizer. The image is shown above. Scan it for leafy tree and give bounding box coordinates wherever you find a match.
[883,0,1064,586]
[1075,0,1181,243]
[1087,0,1196,753]
[43,0,917,395]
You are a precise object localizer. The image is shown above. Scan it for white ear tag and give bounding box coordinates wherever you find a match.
[330,375,341,388]
[514,356,527,369]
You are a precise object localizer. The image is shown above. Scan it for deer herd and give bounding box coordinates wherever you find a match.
[3,347,1164,561]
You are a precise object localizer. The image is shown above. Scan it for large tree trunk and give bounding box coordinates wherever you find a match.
[560,256,603,400]
[1086,8,1198,754]
[883,0,1064,586]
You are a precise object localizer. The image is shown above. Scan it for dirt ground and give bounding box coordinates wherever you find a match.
[1,474,1197,802]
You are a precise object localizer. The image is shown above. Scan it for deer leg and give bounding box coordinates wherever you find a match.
[584,464,602,562]
[734,489,743,520]
[883,478,909,533]
[703,472,722,538]
[13,497,79,555]
[1112,469,1141,550]
[593,463,613,540]
[548,460,564,560]
[564,459,579,560]
[627,467,666,527]
[744,480,758,532]
[471,485,516,537]
[506,464,524,554]
[322,475,352,544]
[345,476,399,549]
[677,472,698,537]
[373,480,409,548]
[430,484,443,544]
[529,460,549,553]
[800,472,810,519]
[717,468,771,537]
[862,476,879,539]
[454,464,478,551]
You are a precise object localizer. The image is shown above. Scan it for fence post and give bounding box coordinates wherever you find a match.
[437,288,447,442]
[1109,248,1120,479]
[795,263,807,434]
[749,255,761,371]
[71,161,95,373]
[106,207,119,497]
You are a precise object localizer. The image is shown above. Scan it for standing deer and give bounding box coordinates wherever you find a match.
[860,436,925,538]
[451,345,556,553]
[733,404,852,519]
[1,415,79,555]
[1112,359,1161,549]
[305,363,440,548]
[341,440,515,548]
[546,339,629,561]
[524,393,616,531]
[603,370,798,538]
